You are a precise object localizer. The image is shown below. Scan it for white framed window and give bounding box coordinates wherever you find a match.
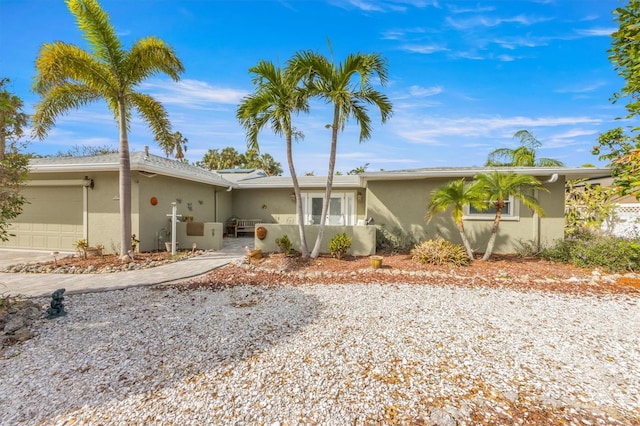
[463,196,519,221]
[300,192,356,225]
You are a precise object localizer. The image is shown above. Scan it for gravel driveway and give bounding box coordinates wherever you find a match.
[2,283,639,425]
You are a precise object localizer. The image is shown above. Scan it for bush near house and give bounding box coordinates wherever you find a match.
[541,230,640,272]
[410,239,470,267]
[275,234,293,255]
[329,232,352,260]
[375,225,417,254]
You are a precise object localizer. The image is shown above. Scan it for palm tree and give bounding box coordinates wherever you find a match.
[486,130,564,167]
[427,179,486,261]
[236,60,311,257]
[474,171,547,260]
[32,0,184,256]
[290,49,393,258]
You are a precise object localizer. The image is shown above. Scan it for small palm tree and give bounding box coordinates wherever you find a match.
[475,171,547,260]
[427,179,486,261]
[237,60,311,257]
[32,0,184,256]
[486,130,564,167]
[290,48,393,258]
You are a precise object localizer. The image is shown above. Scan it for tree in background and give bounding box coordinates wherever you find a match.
[0,78,30,241]
[593,128,640,198]
[197,147,242,170]
[237,60,311,256]
[427,178,486,261]
[53,144,118,157]
[565,179,616,236]
[475,171,547,260]
[32,0,184,256]
[290,48,393,258]
[486,130,564,167]
[347,163,369,175]
[196,147,284,176]
[240,149,283,176]
[592,1,640,199]
[167,131,188,162]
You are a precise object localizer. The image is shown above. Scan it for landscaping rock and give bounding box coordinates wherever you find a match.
[0,299,42,347]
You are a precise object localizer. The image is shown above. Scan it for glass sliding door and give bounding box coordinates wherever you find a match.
[302,192,355,225]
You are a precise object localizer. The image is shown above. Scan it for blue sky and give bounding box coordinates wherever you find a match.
[0,0,626,174]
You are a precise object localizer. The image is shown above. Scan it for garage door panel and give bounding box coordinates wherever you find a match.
[2,186,83,250]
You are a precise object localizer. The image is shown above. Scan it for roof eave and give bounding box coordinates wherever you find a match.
[361,167,611,182]
[28,159,237,188]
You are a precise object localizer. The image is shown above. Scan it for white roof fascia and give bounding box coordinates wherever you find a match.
[361,167,611,182]
[28,155,237,188]
[234,176,362,189]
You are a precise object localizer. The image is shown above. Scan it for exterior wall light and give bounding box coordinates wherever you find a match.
[290,193,296,202]
[83,176,94,189]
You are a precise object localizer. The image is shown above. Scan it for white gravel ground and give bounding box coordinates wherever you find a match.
[1,283,639,425]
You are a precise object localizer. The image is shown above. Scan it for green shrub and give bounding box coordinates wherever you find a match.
[275,234,293,255]
[328,232,352,260]
[410,239,469,267]
[375,225,417,254]
[513,238,541,258]
[541,232,640,272]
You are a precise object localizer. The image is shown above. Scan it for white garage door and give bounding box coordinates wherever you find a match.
[1,186,83,251]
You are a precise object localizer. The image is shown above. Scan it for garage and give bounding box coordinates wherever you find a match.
[1,184,83,251]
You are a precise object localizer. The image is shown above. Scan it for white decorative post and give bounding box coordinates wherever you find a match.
[166,202,181,255]
[171,202,178,255]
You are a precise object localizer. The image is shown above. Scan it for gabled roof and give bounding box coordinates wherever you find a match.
[29,152,235,187]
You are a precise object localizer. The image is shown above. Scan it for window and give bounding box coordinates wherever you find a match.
[300,192,356,225]
[463,196,518,220]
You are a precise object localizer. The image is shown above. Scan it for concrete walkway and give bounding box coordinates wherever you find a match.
[0,238,252,298]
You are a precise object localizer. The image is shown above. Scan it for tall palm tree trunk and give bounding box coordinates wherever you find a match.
[118,100,132,257]
[456,221,475,261]
[482,210,502,261]
[310,106,340,258]
[287,133,309,258]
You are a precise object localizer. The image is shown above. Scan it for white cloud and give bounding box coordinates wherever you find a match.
[409,85,443,96]
[555,82,607,94]
[446,14,551,30]
[390,115,602,144]
[400,43,448,54]
[493,36,548,50]
[331,0,437,12]
[447,4,495,14]
[576,27,616,37]
[141,79,247,108]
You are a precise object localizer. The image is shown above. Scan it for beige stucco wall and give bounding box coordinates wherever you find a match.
[85,171,123,252]
[253,224,376,256]
[174,222,223,251]
[136,173,219,252]
[231,188,366,225]
[6,170,231,253]
[365,177,566,254]
[215,188,233,224]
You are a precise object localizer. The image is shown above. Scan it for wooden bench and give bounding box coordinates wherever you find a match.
[232,219,262,238]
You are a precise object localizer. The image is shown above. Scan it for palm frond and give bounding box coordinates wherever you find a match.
[67,0,124,68]
[34,42,114,95]
[124,36,185,84]
[129,92,173,150]
[32,84,101,139]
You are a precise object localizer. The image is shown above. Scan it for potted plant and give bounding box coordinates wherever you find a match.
[370,255,383,269]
